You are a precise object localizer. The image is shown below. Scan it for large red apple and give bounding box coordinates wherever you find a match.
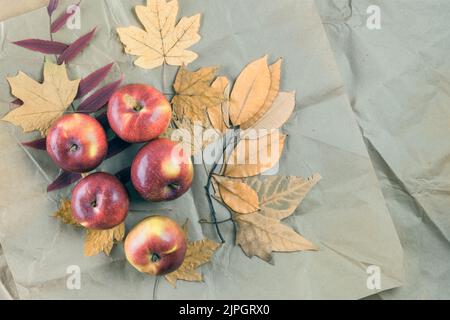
[46,113,107,173]
[124,216,187,276]
[131,138,194,201]
[71,172,129,230]
[107,84,171,143]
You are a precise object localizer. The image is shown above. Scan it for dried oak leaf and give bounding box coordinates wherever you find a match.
[224,132,286,178]
[236,213,318,262]
[53,199,79,226]
[245,174,321,220]
[213,175,259,214]
[172,66,225,125]
[84,223,125,257]
[2,60,80,136]
[207,76,231,134]
[116,0,201,69]
[165,222,220,287]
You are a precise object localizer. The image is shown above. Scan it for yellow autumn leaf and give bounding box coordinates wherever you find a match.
[207,76,230,134]
[213,175,259,214]
[224,132,286,178]
[53,199,80,226]
[236,212,318,262]
[245,174,321,220]
[172,66,225,125]
[240,58,282,130]
[116,0,201,69]
[2,60,80,136]
[229,55,271,126]
[84,223,125,257]
[165,222,220,287]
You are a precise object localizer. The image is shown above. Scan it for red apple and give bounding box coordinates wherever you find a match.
[124,216,187,276]
[71,172,129,230]
[46,113,107,173]
[107,84,171,143]
[131,138,194,201]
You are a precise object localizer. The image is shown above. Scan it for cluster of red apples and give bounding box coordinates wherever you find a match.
[46,84,191,276]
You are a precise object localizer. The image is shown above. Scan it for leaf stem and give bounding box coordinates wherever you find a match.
[199,217,235,225]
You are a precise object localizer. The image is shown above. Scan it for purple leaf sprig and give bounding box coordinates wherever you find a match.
[76,63,114,99]
[13,39,68,54]
[51,1,81,33]
[47,0,59,16]
[58,27,96,64]
[77,76,123,113]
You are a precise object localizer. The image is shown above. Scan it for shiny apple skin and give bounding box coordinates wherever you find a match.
[131,138,194,202]
[71,172,129,230]
[46,113,108,173]
[107,84,172,143]
[125,216,187,276]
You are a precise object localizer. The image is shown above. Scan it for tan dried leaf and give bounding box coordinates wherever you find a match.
[236,213,318,262]
[213,175,259,214]
[116,0,201,69]
[229,55,271,126]
[172,66,225,125]
[53,199,79,226]
[2,60,80,136]
[245,174,321,220]
[207,76,230,133]
[165,222,220,287]
[240,58,282,129]
[84,223,125,257]
[224,133,286,178]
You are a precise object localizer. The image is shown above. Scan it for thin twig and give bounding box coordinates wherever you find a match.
[199,218,235,225]
[153,276,160,300]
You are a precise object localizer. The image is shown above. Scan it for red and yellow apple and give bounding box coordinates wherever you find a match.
[131,138,194,202]
[46,113,107,173]
[124,216,187,276]
[71,172,129,230]
[107,84,171,143]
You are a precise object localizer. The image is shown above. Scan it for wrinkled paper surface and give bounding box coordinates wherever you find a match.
[0,0,404,299]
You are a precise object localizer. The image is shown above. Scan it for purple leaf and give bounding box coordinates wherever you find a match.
[50,2,80,33]
[11,98,23,105]
[47,171,82,192]
[76,63,114,99]
[22,138,47,150]
[106,137,131,159]
[77,77,123,113]
[13,39,68,54]
[57,27,96,64]
[115,166,131,185]
[47,0,59,16]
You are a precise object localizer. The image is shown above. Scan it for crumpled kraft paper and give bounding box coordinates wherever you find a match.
[0,0,404,299]
[316,0,450,299]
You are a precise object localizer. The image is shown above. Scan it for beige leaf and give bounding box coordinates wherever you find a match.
[213,175,259,214]
[116,0,201,69]
[207,76,230,133]
[165,221,220,287]
[172,66,225,125]
[2,60,80,136]
[84,223,125,257]
[229,55,271,126]
[240,58,282,130]
[241,91,295,139]
[236,213,318,262]
[224,133,286,178]
[53,199,80,226]
[245,174,321,220]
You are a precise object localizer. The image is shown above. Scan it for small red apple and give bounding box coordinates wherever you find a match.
[124,216,187,276]
[107,84,172,143]
[46,113,107,173]
[71,172,129,230]
[131,138,194,202]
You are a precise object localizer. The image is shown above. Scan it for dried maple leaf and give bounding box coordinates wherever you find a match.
[116,0,201,69]
[245,174,321,220]
[53,199,80,226]
[213,175,259,214]
[229,55,271,126]
[84,223,125,257]
[2,60,80,136]
[165,222,220,287]
[236,212,318,262]
[224,132,286,178]
[172,66,225,125]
